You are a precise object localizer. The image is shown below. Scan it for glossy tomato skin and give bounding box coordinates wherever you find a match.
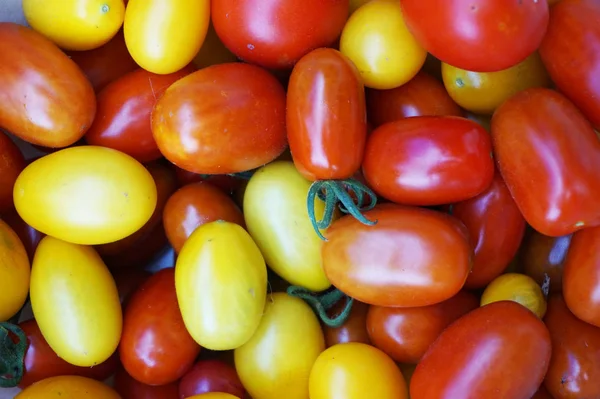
[0,131,26,213]
[363,116,494,206]
[179,360,245,399]
[211,0,348,69]
[287,48,367,181]
[114,366,179,399]
[323,204,472,307]
[400,0,549,72]
[152,63,287,174]
[491,88,600,237]
[521,230,571,294]
[0,209,44,262]
[411,301,552,399]
[15,375,121,399]
[323,300,371,348]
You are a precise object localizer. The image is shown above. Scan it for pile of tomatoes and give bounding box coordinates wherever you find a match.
[1,0,600,398]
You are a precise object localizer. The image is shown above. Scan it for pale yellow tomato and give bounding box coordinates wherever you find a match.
[187,394,239,399]
[23,0,125,51]
[13,146,157,246]
[234,293,325,399]
[481,273,547,318]
[16,375,120,399]
[124,0,210,74]
[193,22,238,69]
[176,221,267,351]
[0,219,30,321]
[340,0,427,89]
[243,161,332,291]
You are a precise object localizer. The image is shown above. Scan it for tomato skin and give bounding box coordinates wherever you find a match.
[211,0,348,69]
[114,366,179,399]
[521,230,571,294]
[0,209,44,262]
[411,301,551,399]
[179,360,245,399]
[363,116,494,206]
[323,300,371,348]
[0,23,96,147]
[0,131,26,213]
[15,375,121,399]
[287,48,367,181]
[491,88,600,237]
[0,219,30,322]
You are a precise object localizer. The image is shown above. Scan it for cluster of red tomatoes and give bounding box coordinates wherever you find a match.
[1,0,600,398]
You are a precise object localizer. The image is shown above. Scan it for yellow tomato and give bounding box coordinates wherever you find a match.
[187,394,239,399]
[243,161,332,291]
[0,219,30,321]
[14,146,157,246]
[16,375,120,399]
[193,23,238,69]
[340,0,427,90]
[309,343,408,399]
[30,236,122,367]
[234,293,325,399]
[176,221,267,351]
[23,0,125,51]
[124,0,210,74]
[481,273,547,318]
[442,52,551,115]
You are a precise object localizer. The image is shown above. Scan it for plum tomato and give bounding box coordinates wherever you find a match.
[113,366,179,399]
[481,273,547,319]
[0,220,30,322]
[323,300,371,348]
[15,375,121,399]
[179,360,245,399]
[521,230,571,294]
[0,131,26,214]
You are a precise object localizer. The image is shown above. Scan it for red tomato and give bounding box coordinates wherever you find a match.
[362,116,494,206]
[491,88,600,237]
[120,268,201,385]
[173,166,243,194]
[323,300,371,348]
[367,290,478,364]
[400,0,549,72]
[410,301,552,399]
[0,23,96,147]
[366,71,462,128]
[114,366,179,399]
[323,204,472,307]
[0,131,26,213]
[211,0,348,69]
[85,66,196,162]
[521,230,571,294]
[0,209,44,262]
[101,222,169,269]
[451,173,526,289]
[111,268,151,306]
[178,360,245,399]
[539,0,600,129]
[152,63,287,174]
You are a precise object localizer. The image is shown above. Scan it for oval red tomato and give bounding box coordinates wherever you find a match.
[0,131,26,214]
[178,360,245,399]
[114,366,179,399]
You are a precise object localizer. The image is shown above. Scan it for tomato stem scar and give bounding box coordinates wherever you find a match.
[0,322,27,388]
[101,4,109,13]
[287,286,354,327]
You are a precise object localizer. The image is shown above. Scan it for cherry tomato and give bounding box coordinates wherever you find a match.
[0,23,95,147]
[481,273,547,319]
[521,230,571,294]
[0,131,26,213]
[15,375,120,399]
[323,300,371,348]
[179,360,245,399]
[411,301,551,399]
[0,220,30,321]
[111,268,150,306]
[0,209,44,262]
[400,0,549,72]
[491,88,600,237]
[114,366,179,399]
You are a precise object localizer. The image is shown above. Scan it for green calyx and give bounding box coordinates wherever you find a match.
[287,285,354,328]
[0,322,26,388]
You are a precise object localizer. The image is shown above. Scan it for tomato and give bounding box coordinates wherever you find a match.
[14,146,158,245]
[481,273,547,318]
[0,209,44,262]
[491,88,600,237]
[179,360,245,399]
[366,71,462,128]
[243,161,331,291]
[193,23,238,70]
[521,230,571,294]
[234,293,325,399]
[309,342,408,399]
[23,0,124,51]
[0,131,26,213]
[111,268,150,306]
[544,295,600,399]
[0,23,96,147]
[411,301,551,399]
[85,66,195,162]
[0,220,30,321]
[451,172,526,289]
[211,0,347,69]
[152,63,287,174]
[323,300,371,348]
[442,52,551,115]
[539,0,600,129]
[176,221,267,350]
[340,0,426,90]
[363,116,494,206]
[124,0,209,74]
[101,222,169,269]
[367,290,478,364]
[30,236,122,367]
[114,366,179,399]
[15,375,120,399]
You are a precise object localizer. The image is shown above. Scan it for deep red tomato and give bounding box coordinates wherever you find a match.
[366,71,462,128]
[152,63,287,174]
[411,301,551,399]
[0,23,95,147]
[0,209,44,262]
[211,0,348,69]
[400,0,549,72]
[362,116,494,206]
[85,65,196,162]
[111,268,151,306]
[544,295,600,399]
[114,366,179,399]
[178,360,245,399]
[0,131,26,214]
[539,0,600,129]
[323,203,472,307]
[173,166,243,194]
[102,222,169,269]
[323,300,371,348]
[451,172,526,289]
[367,290,478,364]
[521,230,571,294]
[491,87,600,237]
[120,268,201,385]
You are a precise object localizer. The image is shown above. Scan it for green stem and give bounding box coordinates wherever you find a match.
[287,286,354,328]
[0,323,27,388]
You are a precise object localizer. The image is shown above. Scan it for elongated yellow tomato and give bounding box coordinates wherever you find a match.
[243,161,331,291]
[30,236,122,367]
[176,221,267,350]
[23,0,125,51]
[13,146,157,245]
[234,293,325,399]
[16,375,120,399]
[124,0,210,74]
[0,219,29,321]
